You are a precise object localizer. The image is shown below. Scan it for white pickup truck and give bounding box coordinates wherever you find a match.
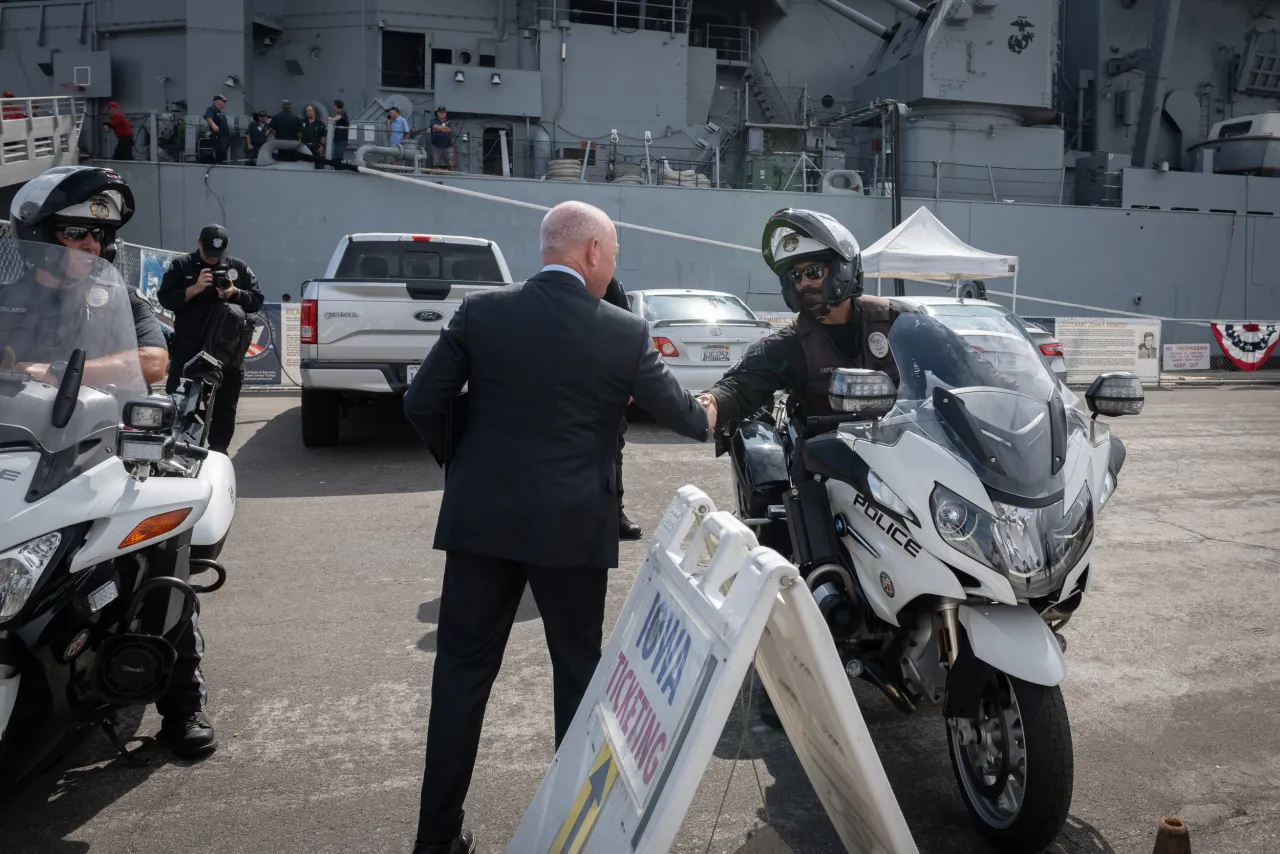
[299,233,513,446]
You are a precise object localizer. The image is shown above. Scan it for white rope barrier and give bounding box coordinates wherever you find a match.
[356,167,1279,325]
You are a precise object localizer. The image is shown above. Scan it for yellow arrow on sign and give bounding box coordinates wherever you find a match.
[548,741,619,854]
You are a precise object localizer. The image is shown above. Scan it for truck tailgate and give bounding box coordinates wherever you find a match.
[314,281,495,363]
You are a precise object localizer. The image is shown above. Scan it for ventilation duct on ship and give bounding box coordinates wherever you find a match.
[353,142,422,167]
[529,124,552,177]
[814,0,892,41]
[255,140,322,169]
[1162,89,1202,170]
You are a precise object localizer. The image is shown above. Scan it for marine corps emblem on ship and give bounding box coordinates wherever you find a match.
[1008,17,1034,54]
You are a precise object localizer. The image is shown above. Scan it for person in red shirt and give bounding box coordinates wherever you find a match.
[103,101,133,160]
[1,92,25,121]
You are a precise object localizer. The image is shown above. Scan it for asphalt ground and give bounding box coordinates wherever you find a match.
[2,386,1278,854]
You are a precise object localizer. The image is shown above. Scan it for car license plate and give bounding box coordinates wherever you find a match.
[702,345,730,362]
[406,364,419,383]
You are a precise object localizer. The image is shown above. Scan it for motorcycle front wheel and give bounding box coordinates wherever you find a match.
[945,670,1073,853]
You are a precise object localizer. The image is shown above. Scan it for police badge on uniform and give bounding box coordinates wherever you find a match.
[868,331,889,358]
[227,268,238,282]
[86,286,109,308]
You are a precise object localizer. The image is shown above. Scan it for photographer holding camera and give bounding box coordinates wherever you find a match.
[158,224,264,453]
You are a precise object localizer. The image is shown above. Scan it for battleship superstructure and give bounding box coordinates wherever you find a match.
[1,0,1278,334]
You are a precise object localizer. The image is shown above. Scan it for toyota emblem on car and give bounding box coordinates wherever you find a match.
[413,310,444,322]
[710,326,722,336]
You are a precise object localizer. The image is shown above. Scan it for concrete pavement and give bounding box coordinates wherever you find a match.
[1,387,1278,854]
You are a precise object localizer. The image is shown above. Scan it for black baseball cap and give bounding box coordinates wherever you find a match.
[214,94,227,103]
[199,223,229,258]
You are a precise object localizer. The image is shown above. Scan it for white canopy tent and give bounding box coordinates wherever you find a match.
[860,207,1022,309]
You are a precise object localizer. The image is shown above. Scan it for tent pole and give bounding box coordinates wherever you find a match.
[877,273,882,297]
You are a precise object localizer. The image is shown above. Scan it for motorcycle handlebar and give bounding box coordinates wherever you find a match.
[806,414,867,430]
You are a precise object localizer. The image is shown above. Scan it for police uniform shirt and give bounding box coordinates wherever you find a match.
[156,253,264,354]
[204,105,229,138]
[0,279,152,366]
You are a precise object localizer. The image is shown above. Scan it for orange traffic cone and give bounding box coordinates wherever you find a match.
[1152,817,1191,854]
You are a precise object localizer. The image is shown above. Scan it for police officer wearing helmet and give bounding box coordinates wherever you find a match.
[5,165,168,388]
[6,166,220,758]
[697,208,898,431]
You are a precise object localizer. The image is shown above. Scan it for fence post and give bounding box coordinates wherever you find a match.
[579,140,592,182]
[149,111,158,163]
[1059,166,1067,204]
[988,165,997,201]
[934,160,941,202]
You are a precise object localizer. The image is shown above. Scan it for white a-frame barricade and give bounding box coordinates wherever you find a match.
[508,485,919,854]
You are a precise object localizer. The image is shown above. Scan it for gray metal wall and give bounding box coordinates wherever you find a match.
[111,161,1279,326]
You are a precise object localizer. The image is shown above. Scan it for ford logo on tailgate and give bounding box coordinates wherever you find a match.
[413,310,444,322]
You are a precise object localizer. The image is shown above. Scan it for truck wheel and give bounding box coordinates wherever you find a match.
[301,389,341,446]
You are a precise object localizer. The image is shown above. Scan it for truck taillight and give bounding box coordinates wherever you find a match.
[1040,342,1063,357]
[653,337,679,357]
[301,299,317,344]
[410,235,433,242]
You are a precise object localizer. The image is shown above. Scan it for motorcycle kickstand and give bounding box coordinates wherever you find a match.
[99,716,150,767]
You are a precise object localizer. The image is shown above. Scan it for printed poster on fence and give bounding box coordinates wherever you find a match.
[1054,317,1161,383]
[242,303,301,387]
[137,248,186,332]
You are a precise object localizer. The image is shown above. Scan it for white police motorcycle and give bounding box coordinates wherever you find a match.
[728,301,1142,852]
[0,241,235,788]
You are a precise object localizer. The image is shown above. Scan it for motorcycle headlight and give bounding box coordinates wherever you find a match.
[930,483,1093,598]
[0,532,63,621]
[1099,470,1116,509]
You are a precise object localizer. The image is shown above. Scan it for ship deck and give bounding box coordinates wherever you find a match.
[1,387,1278,854]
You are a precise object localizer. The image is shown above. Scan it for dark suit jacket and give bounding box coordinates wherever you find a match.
[404,270,709,569]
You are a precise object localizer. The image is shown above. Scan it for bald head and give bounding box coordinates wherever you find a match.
[540,201,618,296]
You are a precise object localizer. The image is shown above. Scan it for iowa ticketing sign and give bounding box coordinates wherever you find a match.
[508,486,919,854]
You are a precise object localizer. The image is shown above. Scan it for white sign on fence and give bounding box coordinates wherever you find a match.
[1055,317,1161,383]
[508,486,918,854]
[1162,342,1210,371]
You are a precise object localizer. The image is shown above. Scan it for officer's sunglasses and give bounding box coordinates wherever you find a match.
[55,225,106,243]
[786,263,827,284]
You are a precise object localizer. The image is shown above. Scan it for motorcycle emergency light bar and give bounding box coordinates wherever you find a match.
[119,432,167,463]
[1085,373,1144,418]
[122,398,176,431]
[828,368,896,418]
[119,508,193,550]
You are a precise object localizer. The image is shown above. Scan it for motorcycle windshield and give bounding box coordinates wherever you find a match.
[0,240,146,455]
[882,308,1081,505]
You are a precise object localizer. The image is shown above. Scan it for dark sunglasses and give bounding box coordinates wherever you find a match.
[786,263,827,284]
[55,225,106,242]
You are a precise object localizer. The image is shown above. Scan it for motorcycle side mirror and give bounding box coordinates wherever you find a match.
[1085,372,1144,418]
[828,368,896,420]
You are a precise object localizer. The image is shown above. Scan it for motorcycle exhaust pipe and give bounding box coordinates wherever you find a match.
[808,564,862,640]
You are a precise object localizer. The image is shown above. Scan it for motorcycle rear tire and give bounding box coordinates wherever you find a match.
[945,672,1073,853]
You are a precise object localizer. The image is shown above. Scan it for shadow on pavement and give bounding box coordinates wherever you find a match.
[704,675,1116,854]
[233,397,444,500]
[0,707,191,853]
[416,588,543,652]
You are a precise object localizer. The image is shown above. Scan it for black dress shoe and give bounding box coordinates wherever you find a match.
[758,693,783,729]
[161,710,218,758]
[412,829,476,854]
[619,509,642,540]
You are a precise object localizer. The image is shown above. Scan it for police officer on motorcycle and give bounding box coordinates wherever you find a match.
[697,208,899,432]
[6,166,220,759]
[6,166,168,388]
[697,209,899,728]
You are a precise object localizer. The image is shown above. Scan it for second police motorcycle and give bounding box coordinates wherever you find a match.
[724,213,1142,852]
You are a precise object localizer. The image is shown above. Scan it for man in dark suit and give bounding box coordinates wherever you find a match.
[602,276,643,540]
[403,200,711,854]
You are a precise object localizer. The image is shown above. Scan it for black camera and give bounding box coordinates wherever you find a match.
[211,266,230,290]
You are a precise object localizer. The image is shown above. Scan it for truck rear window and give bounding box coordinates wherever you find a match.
[335,241,503,282]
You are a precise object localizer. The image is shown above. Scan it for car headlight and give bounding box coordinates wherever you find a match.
[930,483,1093,598]
[0,532,63,621]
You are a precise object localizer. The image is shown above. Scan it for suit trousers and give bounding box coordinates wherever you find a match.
[616,417,628,511]
[415,551,608,845]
